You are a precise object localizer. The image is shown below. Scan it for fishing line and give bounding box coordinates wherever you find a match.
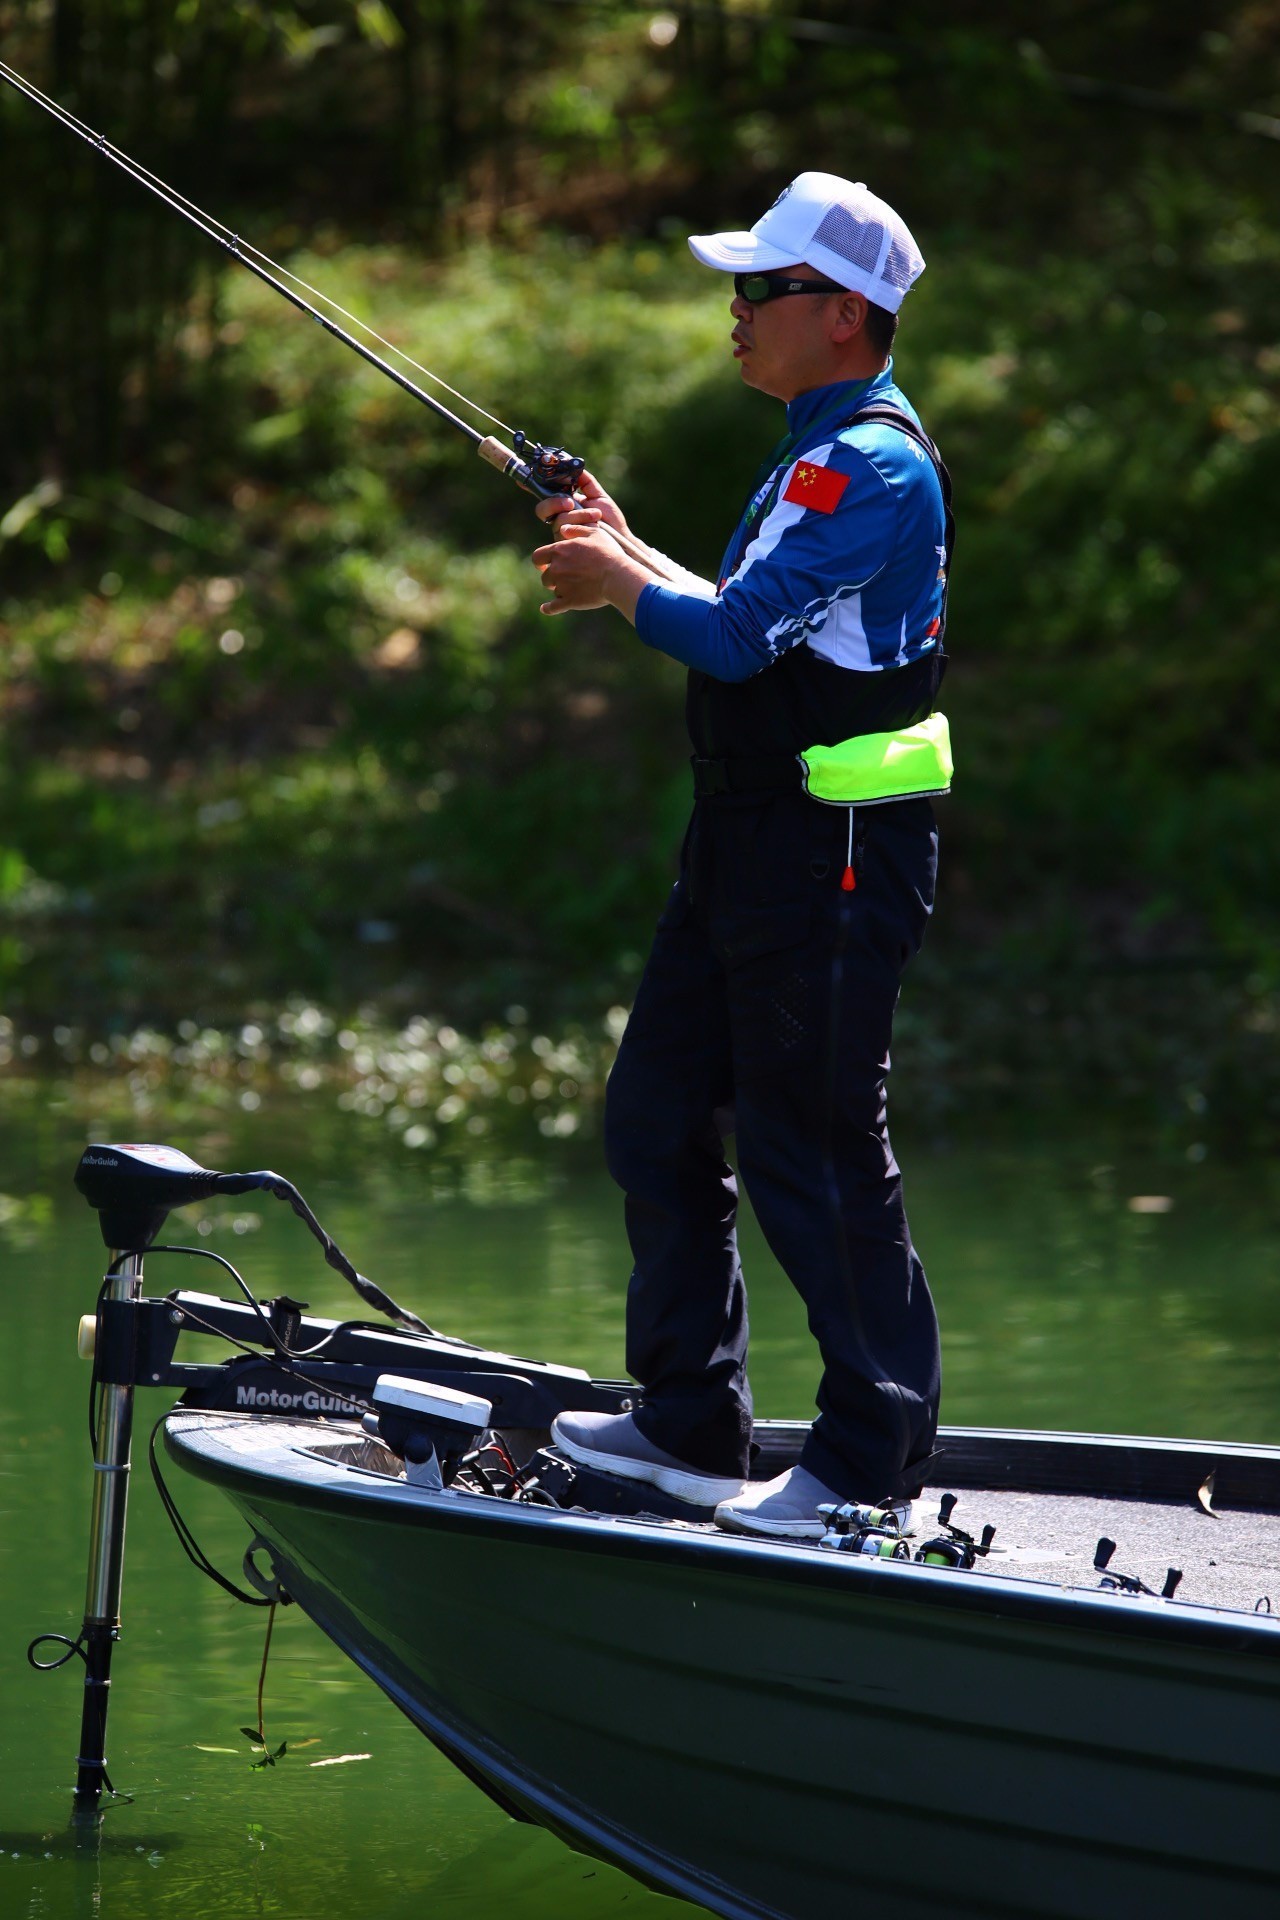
[0,59,583,495]
[230,248,517,437]
[0,57,513,435]
[0,58,478,440]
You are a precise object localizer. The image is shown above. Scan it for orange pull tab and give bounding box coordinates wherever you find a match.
[841,810,858,891]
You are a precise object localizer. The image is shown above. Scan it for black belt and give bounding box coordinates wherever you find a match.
[690,753,801,797]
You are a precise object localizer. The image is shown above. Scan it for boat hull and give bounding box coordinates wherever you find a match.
[167,1413,1280,1920]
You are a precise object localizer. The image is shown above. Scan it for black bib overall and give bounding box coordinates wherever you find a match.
[604,410,949,1502]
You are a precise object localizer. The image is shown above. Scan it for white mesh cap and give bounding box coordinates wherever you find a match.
[689,172,925,313]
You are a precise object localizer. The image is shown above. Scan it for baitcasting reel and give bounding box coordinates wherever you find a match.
[1094,1537,1182,1599]
[914,1493,997,1570]
[512,431,585,495]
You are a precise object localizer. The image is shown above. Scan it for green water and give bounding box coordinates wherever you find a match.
[1,1090,1278,1919]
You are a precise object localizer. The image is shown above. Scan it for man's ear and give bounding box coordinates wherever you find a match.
[830,291,867,343]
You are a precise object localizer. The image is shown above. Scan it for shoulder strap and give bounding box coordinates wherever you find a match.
[841,404,955,641]
[843,405,952,519]
[724,402,956,638]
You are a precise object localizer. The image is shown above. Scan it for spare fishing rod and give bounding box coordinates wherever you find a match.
[0,58,583,501]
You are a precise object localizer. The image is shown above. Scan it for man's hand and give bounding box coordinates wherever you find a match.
[534,467,629,537]
[532,521,652,623]
[532,522,618,614]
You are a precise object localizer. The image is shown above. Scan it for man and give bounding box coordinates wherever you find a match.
[532,172,951,1538]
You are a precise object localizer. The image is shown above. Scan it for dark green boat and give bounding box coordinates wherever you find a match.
[56,1144,1280,1919]
[162,1406,1280,1920]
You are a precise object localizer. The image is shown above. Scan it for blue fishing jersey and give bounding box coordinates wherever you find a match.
[635,364,947,684]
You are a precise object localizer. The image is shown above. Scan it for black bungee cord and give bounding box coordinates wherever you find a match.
[0,58,584,500]
[190,1164,439,1337]
[147,1412,277,1608]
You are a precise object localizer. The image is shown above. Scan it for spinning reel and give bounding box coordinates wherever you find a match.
[818,1501,912,1559]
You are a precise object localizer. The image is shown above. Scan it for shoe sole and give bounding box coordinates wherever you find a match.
[714,1507,825,1539]
[551,1422,745,1507]
[715,1500,915,1541]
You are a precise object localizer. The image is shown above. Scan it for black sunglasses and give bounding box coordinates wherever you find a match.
[733,271,847,304]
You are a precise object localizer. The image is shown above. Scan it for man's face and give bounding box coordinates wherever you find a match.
[729,264,860,402]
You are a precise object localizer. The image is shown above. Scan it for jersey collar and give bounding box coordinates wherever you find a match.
[784,362,895,442]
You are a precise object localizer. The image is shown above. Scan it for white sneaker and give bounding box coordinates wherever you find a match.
[716,1466,914,1541]
[551,1410,746,1507]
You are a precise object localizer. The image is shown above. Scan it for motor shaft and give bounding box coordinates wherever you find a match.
[75,1252,144,1804]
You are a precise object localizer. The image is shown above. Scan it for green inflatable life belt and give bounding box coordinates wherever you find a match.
[799,713,952,806]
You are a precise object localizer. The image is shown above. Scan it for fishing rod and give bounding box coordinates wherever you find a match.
[0,58,584,501]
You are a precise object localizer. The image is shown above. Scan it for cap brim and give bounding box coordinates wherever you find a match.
[688,230,800,272]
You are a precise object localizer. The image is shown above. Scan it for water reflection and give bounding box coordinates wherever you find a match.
[0,1091,1277,1919]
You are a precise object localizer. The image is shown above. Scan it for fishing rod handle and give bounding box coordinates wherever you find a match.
[476,435,554,500]
[477,435,580,502]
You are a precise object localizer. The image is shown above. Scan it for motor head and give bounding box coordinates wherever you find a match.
[74,1143,226,1252]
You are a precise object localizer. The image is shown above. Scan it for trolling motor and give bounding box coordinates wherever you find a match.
[30,1142,433,1812]
[34,1141,630,1812]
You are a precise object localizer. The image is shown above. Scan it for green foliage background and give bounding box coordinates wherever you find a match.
[0,0,1277,1123]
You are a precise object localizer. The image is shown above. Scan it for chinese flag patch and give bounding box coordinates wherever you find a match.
[783,460,850,514]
